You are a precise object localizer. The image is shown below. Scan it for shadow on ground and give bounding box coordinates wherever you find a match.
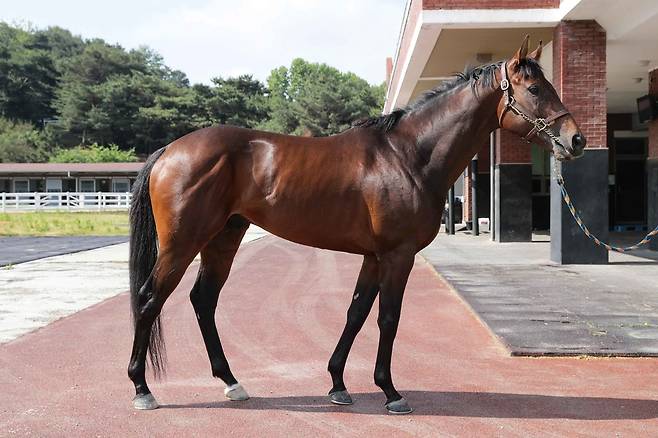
[162,390,658,420]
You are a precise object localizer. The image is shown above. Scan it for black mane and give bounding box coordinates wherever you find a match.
[354,58,543,133]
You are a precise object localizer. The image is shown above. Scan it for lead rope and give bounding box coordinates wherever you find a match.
[553,162,658,252]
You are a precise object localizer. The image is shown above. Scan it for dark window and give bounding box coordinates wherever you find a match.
[97,178,111,192]
[0,179,9,192]
[29,179,45,192]
[62,178,77,191]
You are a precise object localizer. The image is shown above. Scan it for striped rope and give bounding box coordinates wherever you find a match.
[554,163,658,253]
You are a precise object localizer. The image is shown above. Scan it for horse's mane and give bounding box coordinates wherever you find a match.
[354,58,543,133]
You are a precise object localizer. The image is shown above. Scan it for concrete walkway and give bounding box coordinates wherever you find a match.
[1,236,657,436]
[422,230,658,356]
[0,226,268,343]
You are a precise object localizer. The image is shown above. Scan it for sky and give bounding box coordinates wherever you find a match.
[1,0,406,85]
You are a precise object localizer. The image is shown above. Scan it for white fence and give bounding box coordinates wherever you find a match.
[0,192,132,211]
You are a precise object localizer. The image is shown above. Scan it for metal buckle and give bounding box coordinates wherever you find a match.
[534,118,548,132]
[500,79,509,91]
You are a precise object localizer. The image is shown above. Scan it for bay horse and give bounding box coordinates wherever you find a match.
[128,37,585,414]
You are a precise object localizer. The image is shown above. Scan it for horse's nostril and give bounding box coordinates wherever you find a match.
[572,134,586,150]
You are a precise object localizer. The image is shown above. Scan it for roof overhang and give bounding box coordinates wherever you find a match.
[385,0,658,114]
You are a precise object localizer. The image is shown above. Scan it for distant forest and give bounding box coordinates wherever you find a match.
[0,23,385,162]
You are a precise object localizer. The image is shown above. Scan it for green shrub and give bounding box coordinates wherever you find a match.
[49,143,138,163]
[0,118,49,162]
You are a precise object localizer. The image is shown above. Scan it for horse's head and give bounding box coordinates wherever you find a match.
[497,35,585,161]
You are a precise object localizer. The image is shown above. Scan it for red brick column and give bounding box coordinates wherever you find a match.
[551,20,608,264]
[463,168,472,222]
[648,69,658,250]
[496,130,531,164]
[553,20,607,149]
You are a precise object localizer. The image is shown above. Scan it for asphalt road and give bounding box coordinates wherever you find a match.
[2,236,657,436]
[0,236,128,266]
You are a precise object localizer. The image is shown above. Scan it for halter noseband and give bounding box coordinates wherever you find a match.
[498,61,569,146]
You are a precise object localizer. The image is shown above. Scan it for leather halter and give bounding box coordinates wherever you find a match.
[498,61,570,146]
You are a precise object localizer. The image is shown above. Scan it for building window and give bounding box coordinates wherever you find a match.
[62,178,76,192]
[79,179,95,192]
[97,178,110,192]
[112,178,130,192]
[29,179,45,192]
[0,179,10,193]
[14,179,29,193]
[46,179,62,193]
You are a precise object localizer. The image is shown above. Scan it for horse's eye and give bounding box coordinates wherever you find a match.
[528,85,540,96]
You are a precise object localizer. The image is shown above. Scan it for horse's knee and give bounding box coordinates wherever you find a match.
[377,313,398,332]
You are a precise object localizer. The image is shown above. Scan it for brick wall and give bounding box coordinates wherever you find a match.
[649,69,658,159]
[497,129,532,163]
[553,20,607,148]
[423,0,558,9]
[463,169,472,221]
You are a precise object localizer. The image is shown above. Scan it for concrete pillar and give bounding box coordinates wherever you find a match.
[494,129,532,242]
[648,68,658,251]
[550,20,608,264]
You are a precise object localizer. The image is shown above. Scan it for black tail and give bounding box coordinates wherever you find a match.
[129,146,167,378]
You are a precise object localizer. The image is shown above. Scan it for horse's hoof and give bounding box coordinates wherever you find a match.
[224,383,249,401]
[133,393,159,410]
[385,397,413,415]
[329,390,353,405]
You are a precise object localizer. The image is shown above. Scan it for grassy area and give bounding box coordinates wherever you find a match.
[0,211,130,236]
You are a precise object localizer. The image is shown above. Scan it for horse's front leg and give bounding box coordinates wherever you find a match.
[327,254,380,405]
[373,247,415,414]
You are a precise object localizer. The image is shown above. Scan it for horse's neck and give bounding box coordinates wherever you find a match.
[404,82,501,193]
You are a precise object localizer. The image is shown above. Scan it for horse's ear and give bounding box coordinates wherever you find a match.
[528,40,543,61]
[509,34,530,72]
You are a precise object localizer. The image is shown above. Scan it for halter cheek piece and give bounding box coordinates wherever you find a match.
[498,61,570,147]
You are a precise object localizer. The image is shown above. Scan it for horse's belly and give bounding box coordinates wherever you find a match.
[239,201,375,255]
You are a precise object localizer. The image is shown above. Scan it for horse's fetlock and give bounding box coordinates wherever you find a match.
[374,369,390,388]
[327,357,342,376]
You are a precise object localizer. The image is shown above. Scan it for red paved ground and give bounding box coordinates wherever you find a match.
[1,236,658,437]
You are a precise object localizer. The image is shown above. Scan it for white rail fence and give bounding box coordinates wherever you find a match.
[0,192,132,211]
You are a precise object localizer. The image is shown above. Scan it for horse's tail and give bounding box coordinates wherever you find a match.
[129,146,168,378]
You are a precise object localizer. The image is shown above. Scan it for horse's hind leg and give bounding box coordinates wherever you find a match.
[327,255,379,405]
[128,243,200,409]
[190,215,250,401]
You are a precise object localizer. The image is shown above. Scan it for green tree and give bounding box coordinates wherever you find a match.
[204,75,269,128]
[0,23,59,124]
[262,58,384,136]
[53,39,145,144]
[0,117,48,162]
